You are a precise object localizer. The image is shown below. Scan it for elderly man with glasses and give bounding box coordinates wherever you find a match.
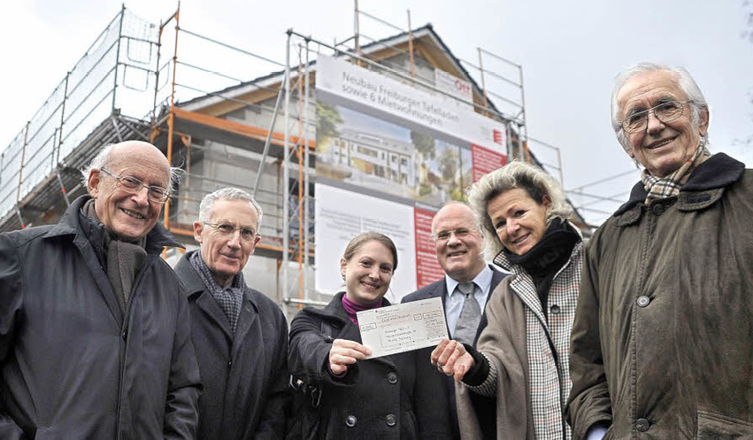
[174,187,290,439]
[0,141,200,438]
[566,63,753,438]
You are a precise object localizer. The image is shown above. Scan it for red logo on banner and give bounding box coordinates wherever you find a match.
[414,208,445,288]
[471,144,508,182]
[493,129,503,145]
[454,79,471,95]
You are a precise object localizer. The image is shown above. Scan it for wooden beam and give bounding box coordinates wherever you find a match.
[172,107,315,149]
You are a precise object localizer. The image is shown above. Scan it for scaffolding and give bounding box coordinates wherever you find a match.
[0,4,592,315]
[0,7,158,231]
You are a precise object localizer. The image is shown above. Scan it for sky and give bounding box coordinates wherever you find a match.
[1,0,751,225]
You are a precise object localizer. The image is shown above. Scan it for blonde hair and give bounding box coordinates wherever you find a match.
[468,161,571,257]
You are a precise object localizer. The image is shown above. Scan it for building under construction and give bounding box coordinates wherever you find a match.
[0,5,583,317]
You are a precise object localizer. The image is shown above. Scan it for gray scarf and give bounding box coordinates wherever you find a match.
[189,251,244,334]
[82,199,147,314]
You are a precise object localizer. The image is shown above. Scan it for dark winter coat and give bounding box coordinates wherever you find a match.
[0,195,200,439]
[288,292,452,439]
[175,250,291,439]
[567,154,753,438]
[401,266,507,439]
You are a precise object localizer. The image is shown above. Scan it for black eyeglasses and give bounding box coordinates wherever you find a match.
[99,168,170,203]
[203,222,257,242]
[621,100,690,133]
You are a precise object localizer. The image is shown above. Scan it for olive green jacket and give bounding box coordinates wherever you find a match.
[567,154,753,439]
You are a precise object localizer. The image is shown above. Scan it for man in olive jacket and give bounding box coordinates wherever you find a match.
[175,187,290,439]
[0,141,200,438]
[567,63,753,438]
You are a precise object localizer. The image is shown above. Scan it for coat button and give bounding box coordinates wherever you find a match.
[345,415,357,427]
[636,296,650,307]
[636,418,650,432]
[550,304,560,315]
[386,414,396,426]
[387,372,398,384]
[652,204,665,215]
[227,360,233,368]
[121,331,127,340]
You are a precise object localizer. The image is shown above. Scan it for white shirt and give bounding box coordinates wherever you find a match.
[444,265,494,339]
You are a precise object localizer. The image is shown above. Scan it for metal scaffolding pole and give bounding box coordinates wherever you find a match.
[252,83,285,198]
[282,30,292,317]
[302,39,311,303]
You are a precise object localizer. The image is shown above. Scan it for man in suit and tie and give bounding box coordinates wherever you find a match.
[402,201,505,438]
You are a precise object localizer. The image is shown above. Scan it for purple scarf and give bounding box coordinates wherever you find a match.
[342,294,383,325]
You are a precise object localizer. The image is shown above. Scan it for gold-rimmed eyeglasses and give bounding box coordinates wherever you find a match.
[621,100,691,133]
[99,168,170,203]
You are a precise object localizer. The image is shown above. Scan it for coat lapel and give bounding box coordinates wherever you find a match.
[196,292,234,339]
[231,289,259,359]
[475,266,506,343]
[73,223,124,327]
[176,253,235,339]
[509,270,549,332]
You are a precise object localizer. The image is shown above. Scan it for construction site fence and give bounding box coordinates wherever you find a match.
[0,7,159,222]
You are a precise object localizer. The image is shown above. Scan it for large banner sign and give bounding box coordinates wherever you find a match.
[314,55,508,302]
[316,55,505,151]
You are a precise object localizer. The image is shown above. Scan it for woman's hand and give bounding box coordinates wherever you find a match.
[328,339,372,376]
[431,338,475,382]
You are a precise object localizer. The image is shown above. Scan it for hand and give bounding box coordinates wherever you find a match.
[430,338,475,382]
[328,339,372,376]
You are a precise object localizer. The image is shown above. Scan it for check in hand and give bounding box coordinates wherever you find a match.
[431,338,475,382]
[328,338,372,376]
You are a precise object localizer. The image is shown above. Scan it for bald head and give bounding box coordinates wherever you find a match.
[85,141,173,241]
[432,202,486,283]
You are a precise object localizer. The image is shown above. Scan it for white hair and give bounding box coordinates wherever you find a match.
[611,62,709,153]
[81,143,183,194]
[198,187,263,227]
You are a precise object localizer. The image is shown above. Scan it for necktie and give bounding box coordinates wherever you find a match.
[454,282,481,345]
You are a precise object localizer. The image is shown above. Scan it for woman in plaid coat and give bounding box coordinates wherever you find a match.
[432,161,582,440]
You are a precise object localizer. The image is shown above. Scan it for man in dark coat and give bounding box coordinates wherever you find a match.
[402,201,506,439]
[175,187,290,439]
[567,63,753,438]
[0,141,201,439]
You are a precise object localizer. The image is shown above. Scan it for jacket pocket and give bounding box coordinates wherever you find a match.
[697,409,753,439]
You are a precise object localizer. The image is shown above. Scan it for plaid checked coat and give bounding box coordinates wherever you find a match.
[457,237,582,440]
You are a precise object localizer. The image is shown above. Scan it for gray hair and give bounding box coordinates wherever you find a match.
[611,62,709,153]
[468,161,572,258]
[81,144,183,194]
[198,187,264,228]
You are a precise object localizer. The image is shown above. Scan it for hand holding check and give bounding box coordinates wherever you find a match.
[431,338,476,382]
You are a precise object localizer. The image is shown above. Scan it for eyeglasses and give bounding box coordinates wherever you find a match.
[203,222,257,242]
[99,168,170,203]
[433,228,474,243]
[621,100,690,133]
